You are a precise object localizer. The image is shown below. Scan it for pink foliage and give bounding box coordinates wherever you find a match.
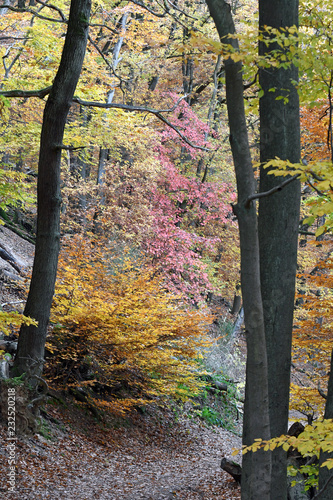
[141,93,236,302]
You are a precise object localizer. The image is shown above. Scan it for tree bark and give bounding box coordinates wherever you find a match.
[205,1,271,498]
[258,3,301,498]
[97,13,128,195]
[318,348,333,499]
[13,0,91,378]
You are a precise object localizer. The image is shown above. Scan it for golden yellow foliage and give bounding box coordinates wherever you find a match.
[46,235,213,415]
[239,419,333,467]
[0,311,37,337]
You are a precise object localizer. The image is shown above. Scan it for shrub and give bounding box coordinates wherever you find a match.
[46,235,213,415]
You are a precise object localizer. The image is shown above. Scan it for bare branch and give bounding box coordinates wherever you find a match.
[244,71,258,90]
[164,0,199,20]
[309,170,325,182]
[1,300,25,308]
[0,85,209,152]
[299,230,316,236]
[0,36,28,41]
[327,71,333,162]
[88,22,117,35]
[56,144,87,150]
[308,178,325,196]
[2,44,25,79]
[314,473,333,499]
[0,86,209,150]
[0,4,66,23]
[128,0,166,17]
[72,95,211,151]
[245,174,300,208]
[35,0,67,22]
[0,86,52,99]
[88,34,113,72]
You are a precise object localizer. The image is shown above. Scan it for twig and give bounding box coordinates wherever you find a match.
[308,178,325,196]
[88,34,113,72]
[88,22,117,35]
[164,0,198,20]
[243,71,258,90]
[56,144,87,150]
[128,0,166,18]
[1,300,25,308]
[310,170,325,182]
[313,472,333,499]
[299,230,316,236]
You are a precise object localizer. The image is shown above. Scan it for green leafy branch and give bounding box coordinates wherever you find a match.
[255,157,333,236]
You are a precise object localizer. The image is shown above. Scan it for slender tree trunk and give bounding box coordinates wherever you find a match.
[205,1,271,498]
[258,3,301,498]
[97,13,128,191]
[13,0,91,378]
[318,349,333,499]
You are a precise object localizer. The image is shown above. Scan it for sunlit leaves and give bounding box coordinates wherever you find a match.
[0,311,37,337]
[259,157,333,235]
[241,420,333,471]
[46,234,213,414]
[0,169,35,215]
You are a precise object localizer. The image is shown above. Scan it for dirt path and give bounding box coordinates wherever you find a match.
[0,404,242,500]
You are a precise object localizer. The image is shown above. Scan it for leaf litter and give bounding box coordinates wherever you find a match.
[0,400,242,500]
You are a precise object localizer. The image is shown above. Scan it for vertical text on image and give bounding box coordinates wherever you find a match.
[7,387,16,492]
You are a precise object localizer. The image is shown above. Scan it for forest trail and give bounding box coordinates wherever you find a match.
[0,402,242,500]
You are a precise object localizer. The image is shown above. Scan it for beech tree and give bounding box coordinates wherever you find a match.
[11,0,91,378]
[258,1,301,496]
[205,1,271,497]
[206,0,300,498]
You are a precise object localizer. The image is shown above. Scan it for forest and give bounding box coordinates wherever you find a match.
[0,0,332,498]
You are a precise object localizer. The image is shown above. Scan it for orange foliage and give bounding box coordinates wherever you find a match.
[291,242,333,419]
[301,102,331,162]
[46,234,213,415]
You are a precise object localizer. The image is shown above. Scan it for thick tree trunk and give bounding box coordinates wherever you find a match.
[13,0,91,378]
[206,1,271,498]
[258,3,301,499]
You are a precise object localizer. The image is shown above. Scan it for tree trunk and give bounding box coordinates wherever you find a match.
[97,13,128,194]
[258,3,301,498]
[205,1,271,498]
[318,348,333,499]
[13,0,91,378]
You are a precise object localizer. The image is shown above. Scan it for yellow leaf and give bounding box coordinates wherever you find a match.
[322,459,333,470]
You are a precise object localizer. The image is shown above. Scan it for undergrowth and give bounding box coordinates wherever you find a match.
[187,373,242,434]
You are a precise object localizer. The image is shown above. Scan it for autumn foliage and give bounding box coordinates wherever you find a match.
[290,244,333,420]
[45,235,213,414]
